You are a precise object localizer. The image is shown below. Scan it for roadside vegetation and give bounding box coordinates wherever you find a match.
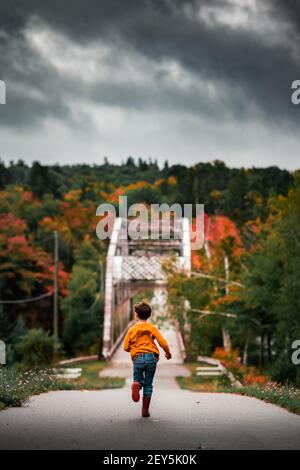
[229,384,300,415]
[60,360,125,390]
[0,362,124,410]
[177,360,300,415]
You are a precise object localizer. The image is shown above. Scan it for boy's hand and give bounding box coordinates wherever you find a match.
[165,352,172,360]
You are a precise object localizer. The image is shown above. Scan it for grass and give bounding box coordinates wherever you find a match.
[0,361,125,411]
[60,360,125,390]
[177,375,231,392]
[227,384,300,415]
[176,363,300,415]
[176,363,231,392]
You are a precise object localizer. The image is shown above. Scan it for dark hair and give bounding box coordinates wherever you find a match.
[134,301,152,320]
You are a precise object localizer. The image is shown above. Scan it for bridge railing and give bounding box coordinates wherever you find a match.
[102,217,191,359]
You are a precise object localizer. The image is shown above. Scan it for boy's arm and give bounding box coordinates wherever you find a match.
[152,327,171,358]
[123,329,131,352]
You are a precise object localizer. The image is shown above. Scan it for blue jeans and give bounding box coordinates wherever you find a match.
[133,353,158,397]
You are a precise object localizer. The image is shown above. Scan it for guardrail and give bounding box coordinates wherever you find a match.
[197,355,243,388]
[58,355,98,366]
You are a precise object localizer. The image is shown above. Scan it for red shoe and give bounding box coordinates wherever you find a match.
[131,382,141,402]
[142,396,151,417]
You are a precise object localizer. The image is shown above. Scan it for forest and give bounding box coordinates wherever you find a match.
[0,157,299,386]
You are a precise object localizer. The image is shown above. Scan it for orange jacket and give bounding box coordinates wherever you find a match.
[123,322,171,361]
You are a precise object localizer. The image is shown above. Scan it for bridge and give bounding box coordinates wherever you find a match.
[102,217,191,359]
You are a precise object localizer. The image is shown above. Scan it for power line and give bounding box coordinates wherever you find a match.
[0,291,54,305]
[191,271,245,288]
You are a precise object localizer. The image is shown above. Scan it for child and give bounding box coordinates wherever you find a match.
[123,301,172,417]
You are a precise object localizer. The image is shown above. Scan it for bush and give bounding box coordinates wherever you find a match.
[63,307,102,356]
[243,371,268,386]
[16,329,55,368]
[212,347,269,385]
[212,347,241,366]
[271,351,300,387]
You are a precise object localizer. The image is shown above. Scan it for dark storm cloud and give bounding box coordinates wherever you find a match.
[0,29,71,127]
[0,0,299,129]
[274,0,300,28]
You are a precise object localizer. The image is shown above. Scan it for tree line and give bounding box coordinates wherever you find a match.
[0,157,298,383]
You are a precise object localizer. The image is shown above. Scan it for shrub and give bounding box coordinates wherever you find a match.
[271,351,300,387]
[212,347,269,385]
[212,347,241,367]
[16,329,55,368]
[243,373,268,386]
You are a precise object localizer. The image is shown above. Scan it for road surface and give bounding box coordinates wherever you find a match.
[1,323,300,450]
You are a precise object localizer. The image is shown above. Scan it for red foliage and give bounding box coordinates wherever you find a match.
[0,212,68,298]
[243,373,268,386]
[205,215,243,256]
[0,213,27,236]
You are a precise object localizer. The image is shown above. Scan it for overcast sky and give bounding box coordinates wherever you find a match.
[0,0,299,169]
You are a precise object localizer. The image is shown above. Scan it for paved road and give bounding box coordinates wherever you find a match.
[1,386,300,450]
[1,321,300,450]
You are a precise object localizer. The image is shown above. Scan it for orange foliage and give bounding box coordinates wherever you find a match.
[213,348,269,386]
[213,347,241,367]
[167,176,177,186]
[40,196,96,246]
[211,294,237,306]
[191,251,202,270]
[154,178,164,187]
[243,373,268,386]
[64,189,82,202]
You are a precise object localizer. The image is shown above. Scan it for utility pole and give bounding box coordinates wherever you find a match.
[223,255,232,353]
[53,230,59,351]
[100,259,104,293]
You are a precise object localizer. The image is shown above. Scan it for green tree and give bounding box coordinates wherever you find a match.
[242,234,282,367]
[272,179,300,385]
[16,328,55,368]
[62,239,104,356]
